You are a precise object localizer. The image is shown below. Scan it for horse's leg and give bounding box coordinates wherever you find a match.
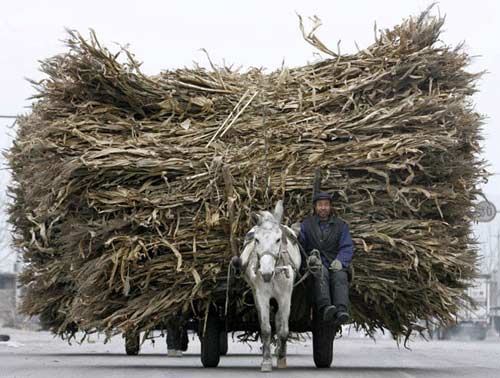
[274,304,286,368]
[255,289,272,372]
[275,281,292,368]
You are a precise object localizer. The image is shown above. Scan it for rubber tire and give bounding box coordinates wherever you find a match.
[219,331,228,356]
[200,312,221,367]
[312,317,335,368]
[125,333,140,356]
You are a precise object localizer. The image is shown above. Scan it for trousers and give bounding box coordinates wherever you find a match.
[312,264,349,312]
[166,323,182,350]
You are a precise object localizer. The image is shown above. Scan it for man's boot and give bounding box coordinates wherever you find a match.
[321,305,337,322]
[313,265,336,321]
[333,306,349,327]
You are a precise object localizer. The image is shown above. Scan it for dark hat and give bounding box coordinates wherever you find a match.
[313,191,333,204]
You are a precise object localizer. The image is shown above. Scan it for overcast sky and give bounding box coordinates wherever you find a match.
[1,0,499,272]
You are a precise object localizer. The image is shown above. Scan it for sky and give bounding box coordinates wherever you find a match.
[0,0,499,273]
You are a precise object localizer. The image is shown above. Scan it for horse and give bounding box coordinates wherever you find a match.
[233,200,301,372]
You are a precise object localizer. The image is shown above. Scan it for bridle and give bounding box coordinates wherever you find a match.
[258,249,282,262]
[251,227,295,277]
[236,224,303,286]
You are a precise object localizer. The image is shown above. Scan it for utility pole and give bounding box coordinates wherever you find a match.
[490,231,500,335]
[497,231,500,273]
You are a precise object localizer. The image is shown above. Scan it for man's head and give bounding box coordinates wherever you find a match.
[313,191,333,221]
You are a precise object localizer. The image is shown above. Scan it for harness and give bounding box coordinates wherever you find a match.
[225,224,311,317]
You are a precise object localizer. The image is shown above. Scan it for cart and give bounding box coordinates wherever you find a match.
[123,273,340,369]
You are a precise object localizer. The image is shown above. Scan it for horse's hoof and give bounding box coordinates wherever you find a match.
[277,358,287,369]
[261,360,272,372]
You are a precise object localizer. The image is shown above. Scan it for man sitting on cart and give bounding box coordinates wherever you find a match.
[298,191,354,326]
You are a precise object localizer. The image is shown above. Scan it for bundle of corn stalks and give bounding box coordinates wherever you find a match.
[6,7,488,343]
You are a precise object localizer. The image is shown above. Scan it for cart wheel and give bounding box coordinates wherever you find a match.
[312,312,335,368]
[125,332,140,356]
[219,331,228,356]
[200,312,220,367]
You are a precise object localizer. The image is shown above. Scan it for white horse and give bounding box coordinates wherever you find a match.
[233,200,301,372]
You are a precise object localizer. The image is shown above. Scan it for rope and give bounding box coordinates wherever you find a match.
[224,262,232,317]
[223,262,233,337]
[293,268,311,288]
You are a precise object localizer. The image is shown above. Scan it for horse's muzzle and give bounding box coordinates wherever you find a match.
[261,272,273,282]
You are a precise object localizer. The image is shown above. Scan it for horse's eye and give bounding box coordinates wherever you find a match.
[276,238,281,244]
[255,238,260,244]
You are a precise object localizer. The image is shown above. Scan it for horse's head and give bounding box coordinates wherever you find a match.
[252,201,284,283]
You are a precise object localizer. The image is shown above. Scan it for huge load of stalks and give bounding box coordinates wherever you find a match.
[7,8,488,342]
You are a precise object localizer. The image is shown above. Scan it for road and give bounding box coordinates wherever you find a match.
[1,327,499,378]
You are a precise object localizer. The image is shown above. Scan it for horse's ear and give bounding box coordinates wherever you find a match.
[252,212,263,225]
[273,200,284,224]
[291,222,301,238]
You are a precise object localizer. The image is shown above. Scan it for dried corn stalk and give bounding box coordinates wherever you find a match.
[6,7,488,343]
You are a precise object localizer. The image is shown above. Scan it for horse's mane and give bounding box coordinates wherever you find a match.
[257,211,278,226]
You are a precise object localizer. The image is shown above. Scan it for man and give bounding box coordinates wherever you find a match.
[298,191,354,326]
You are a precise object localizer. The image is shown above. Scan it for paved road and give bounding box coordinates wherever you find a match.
[1,327,499,378]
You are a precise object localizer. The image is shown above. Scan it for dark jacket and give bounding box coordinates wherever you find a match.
[298,215,354,268]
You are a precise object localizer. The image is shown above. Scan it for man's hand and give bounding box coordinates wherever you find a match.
[291,222,301,238]
[307,254,321,267]
[306,249,322,272]
[329,259,343,272]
